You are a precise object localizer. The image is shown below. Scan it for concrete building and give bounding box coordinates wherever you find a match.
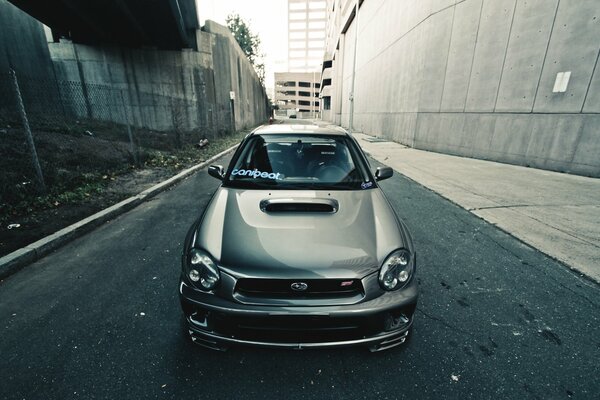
[288,0,328,72]
[321,0,600,177]
[274,71,320,118]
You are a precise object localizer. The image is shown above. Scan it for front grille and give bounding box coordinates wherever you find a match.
[214,313,382,343]
[235,278,363,299]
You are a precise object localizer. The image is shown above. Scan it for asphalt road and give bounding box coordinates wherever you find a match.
[1,152,599,400]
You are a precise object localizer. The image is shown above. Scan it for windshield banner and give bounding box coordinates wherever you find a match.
[231,169,283,180]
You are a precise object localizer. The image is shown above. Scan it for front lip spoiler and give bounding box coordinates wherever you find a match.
[186,317,412,352]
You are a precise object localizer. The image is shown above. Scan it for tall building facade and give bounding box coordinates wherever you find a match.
[273,0,326,118]
[287,0,327,72]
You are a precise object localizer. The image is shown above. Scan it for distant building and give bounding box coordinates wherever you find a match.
[274,0,326,119]
[287,0,327,72]
[274,71,320,118]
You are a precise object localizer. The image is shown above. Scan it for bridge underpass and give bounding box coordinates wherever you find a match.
[8,0,199,50]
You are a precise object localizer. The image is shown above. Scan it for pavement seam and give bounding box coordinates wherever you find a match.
[0,144,238,281]
[470,204,600,210]
[475,206,600,250]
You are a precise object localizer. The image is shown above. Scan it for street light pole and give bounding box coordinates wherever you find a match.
[348,0,359,132]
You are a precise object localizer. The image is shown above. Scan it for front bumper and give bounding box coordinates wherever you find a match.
[179,279,418,352]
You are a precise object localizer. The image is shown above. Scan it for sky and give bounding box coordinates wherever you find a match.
[196,0,289,97]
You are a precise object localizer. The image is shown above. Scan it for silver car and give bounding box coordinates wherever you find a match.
[179,124,418,351]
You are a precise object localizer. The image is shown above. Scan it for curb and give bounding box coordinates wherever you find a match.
[0,144,238,280]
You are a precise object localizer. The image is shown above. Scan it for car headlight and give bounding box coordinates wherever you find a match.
[378,249,413,291]
[187,249,220,290]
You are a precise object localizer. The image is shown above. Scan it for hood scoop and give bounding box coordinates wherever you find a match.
[260,198,339,214]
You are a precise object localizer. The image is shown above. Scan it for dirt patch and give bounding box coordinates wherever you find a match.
[0,167,173,256]
[0,125,249,257]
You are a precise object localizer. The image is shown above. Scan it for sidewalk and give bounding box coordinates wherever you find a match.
[353,133,600,283]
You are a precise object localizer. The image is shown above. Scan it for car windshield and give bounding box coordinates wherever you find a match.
[223,134,373,190]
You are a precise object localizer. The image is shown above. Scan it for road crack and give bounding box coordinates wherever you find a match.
[416,308,475,338]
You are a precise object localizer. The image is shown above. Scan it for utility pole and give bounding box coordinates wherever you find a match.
[348,0,359,132]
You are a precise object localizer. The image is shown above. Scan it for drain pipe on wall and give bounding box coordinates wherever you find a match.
[348,0,359,133]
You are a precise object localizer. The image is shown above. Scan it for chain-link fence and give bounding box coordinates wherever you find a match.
[0,69,220,208]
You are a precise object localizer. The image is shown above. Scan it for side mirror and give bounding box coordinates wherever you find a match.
[208,165,225,180]
[375,166,393,181]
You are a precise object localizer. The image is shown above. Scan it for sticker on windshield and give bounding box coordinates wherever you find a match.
[231,169,283,180]
[361,181,373,189]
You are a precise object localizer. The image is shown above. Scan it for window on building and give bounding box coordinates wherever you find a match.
[309,40,324,48]
[322,78,332,86]
[308,50,323,59]
[289,32,305,39]
[290,41,306,48]
[323,97,331,110]
[309,11,326,19]
[309,21,326,29]
[298,91,311,97]
[290,50,306,58]
[298,82,311,87]
[289,2,306,10]
[290,22,306,30]
[299,100,311,106]
[314,83,321,88]
[289,12,307,20]
[308,31,325,39]
[308,1,326,10]
[307,59,322,68]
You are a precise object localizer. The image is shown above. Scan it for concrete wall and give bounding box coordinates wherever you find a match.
[48,20,268,134]
[204,21,270,132]
[0,0,54,77]
[328,0,600,177]
[49,40,214,132]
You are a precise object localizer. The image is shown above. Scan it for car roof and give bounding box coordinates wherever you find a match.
[250,124,350,136]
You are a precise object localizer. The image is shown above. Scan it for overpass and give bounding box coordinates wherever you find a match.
[8,0,199,50]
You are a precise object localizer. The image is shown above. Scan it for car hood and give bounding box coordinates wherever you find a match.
[194,187,408,279]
